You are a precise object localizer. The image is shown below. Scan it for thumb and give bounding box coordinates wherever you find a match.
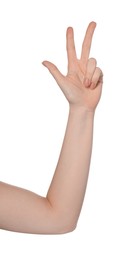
[42,60,65,87]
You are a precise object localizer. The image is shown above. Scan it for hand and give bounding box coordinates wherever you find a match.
[42,22,103,113]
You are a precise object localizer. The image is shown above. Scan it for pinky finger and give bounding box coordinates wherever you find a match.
[90,67,103,89]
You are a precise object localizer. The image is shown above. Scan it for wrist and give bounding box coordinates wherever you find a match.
[69,105,95,119]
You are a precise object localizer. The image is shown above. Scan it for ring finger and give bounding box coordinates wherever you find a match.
[90,67,103,89]
[84,58,97,87]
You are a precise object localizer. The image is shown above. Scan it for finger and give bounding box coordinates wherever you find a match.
[80,22,96,69]
[83,58,97,87]
[90,67,103,89]
[66,27,77,71]
[42,60,65,86]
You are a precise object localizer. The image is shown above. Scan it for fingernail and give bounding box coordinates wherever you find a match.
[91,82,95,89]
[42,61,47,66]
[84,78,90,88]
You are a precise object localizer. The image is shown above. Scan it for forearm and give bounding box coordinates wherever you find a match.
[46,106,95,228]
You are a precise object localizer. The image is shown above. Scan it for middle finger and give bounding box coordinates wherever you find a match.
[80,22,96,69]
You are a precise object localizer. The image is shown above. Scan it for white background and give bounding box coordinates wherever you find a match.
[0,0,136,259]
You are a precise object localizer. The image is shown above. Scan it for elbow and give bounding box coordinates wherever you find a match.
[45,198,78,234]
[50,212,78,234]
[56,223,77,234]
[54,212,78,234]
[55,212,78,234]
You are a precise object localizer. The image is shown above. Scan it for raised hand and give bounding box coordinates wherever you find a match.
[42,22,103,113]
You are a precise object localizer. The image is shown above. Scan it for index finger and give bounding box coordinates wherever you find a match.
[66,27,77,71]
[80,22,96,67]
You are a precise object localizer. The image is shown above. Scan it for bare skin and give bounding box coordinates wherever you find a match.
[0,21,103,234]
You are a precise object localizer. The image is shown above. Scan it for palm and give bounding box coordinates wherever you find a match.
[43,22,103,112]
[65,60,102,111]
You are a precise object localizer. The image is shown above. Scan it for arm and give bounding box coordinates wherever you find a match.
[0,109,94,234]
[0,22,103,234]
